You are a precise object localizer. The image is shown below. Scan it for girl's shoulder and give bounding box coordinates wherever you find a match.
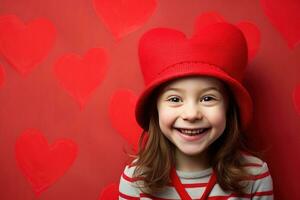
[121,158,139,179]
[239,152,274,196]
[122,163,137,179]
[119,159,149,199]
[240,151,271,176]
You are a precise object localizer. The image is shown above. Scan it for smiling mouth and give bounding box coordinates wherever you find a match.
[175,128,210,136]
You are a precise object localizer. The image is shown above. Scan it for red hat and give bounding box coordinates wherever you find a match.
[135,22,253,131]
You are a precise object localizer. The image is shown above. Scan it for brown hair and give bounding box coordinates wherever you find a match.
[131,85,253,195]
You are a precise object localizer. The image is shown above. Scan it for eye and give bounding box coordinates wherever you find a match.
[167,96,181,103]
[201,96,215,102]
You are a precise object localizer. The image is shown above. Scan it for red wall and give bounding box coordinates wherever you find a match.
[0,0,299,199]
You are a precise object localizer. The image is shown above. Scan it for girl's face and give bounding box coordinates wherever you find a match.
[156,76,228,158]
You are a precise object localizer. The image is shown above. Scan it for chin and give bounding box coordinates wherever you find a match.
[178,147,205,156]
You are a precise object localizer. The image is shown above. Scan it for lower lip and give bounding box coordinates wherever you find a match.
[176,129,209,142]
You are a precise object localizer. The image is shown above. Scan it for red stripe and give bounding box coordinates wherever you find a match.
[183,182,207,188]
[168,182,207,188]
[119,191,140,200]
[168,183,207,188]
[252,190,274,197]
[248,171,270,180]
[122,172,143,182]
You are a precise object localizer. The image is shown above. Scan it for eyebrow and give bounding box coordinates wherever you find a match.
[163,86,221,93]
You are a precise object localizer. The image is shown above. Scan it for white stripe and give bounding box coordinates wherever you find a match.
[119,176,140,197]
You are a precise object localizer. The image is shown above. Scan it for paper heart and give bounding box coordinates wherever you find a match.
[15,129,77,196]
[0,14,56,75]
[0,64,5,88]
[194,12,260,60]
[98,183,119,200]
[93,0,157,40]
[109,89,142,151]
[260,0,300,49]
[236,22,260,61]
[293,84,300,115]
[54,48,108,109]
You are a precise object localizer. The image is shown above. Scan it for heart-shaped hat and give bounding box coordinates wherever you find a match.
[135,22,253,131]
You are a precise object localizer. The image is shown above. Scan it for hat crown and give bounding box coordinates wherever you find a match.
[138,22,248,85]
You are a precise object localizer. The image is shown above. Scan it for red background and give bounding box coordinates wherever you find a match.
[0,0,299,199]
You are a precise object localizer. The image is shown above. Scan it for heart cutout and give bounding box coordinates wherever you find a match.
[260,0,300,49]
[54,48,108,109]
[109,89,142,151]
[15,129,77,196]
[98,183,119,200]
[0,15,56,75]
[293,84,300,116]
[236,22,261,61]
[93,0,157,40]
[194,12,260,61]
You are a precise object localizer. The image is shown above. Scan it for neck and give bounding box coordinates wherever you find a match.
[175,149,210,172]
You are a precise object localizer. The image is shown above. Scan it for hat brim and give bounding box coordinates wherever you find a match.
[135,62,253,131]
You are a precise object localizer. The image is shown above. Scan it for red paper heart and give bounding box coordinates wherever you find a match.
[93,0,157,40]
[98,183,119,200]
[194,12,260,61]
[0,64,5,88]
[236,22,261,61]
[15,129,77,196]
[54,48,108,109]
[293,84,300,115]
[260,0,300,49]
[0,15,56,75]
[109,89,142,151]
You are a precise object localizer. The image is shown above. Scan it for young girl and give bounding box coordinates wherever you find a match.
[119,22,273,199]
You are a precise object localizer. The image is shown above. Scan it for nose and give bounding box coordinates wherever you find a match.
[181,101,202,122]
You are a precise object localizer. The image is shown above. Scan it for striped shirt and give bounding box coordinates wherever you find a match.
[119,154,273,199]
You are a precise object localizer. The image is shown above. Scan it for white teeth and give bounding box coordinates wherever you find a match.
[178,128,207,135]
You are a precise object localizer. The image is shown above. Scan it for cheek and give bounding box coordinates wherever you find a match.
[157,107,178,131]
[205,106,227,128]
[158,109,175,125]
